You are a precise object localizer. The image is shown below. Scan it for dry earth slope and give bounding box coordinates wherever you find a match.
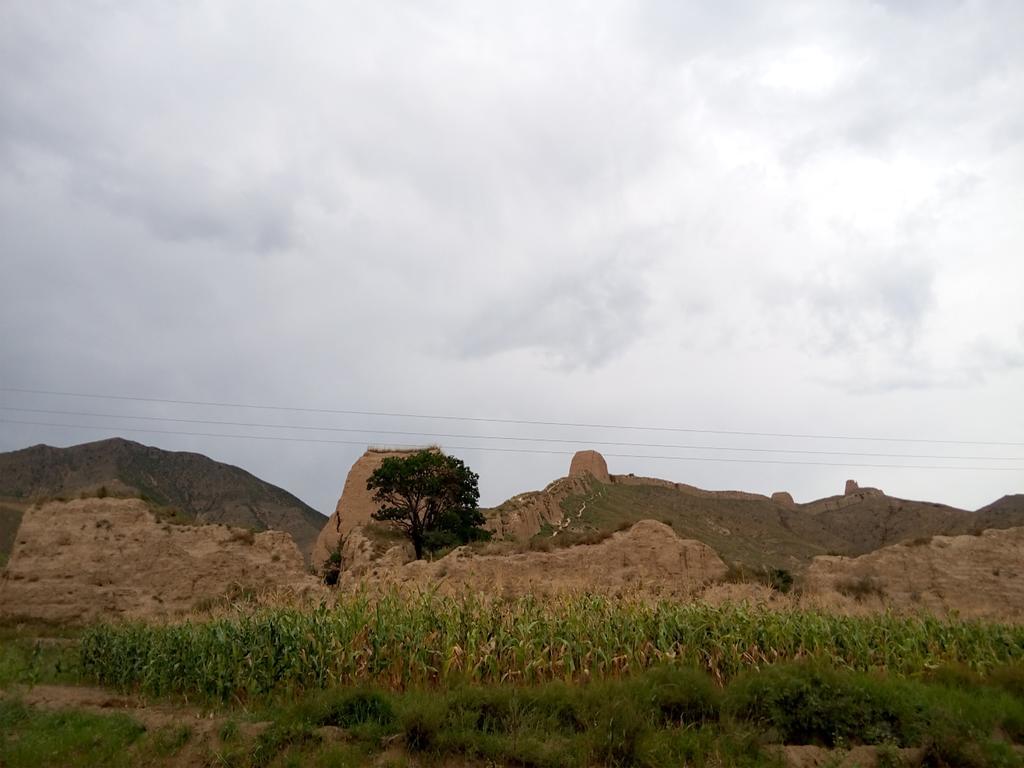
[343,520,728,599]
[806,526,1024,620]
[0,497,320,623]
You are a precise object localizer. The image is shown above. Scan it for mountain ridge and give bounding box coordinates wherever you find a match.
[0,437,326,561]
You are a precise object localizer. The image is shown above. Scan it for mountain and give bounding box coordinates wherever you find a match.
[0,438,326,561]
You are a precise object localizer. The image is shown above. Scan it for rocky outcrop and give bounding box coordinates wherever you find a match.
[805,526,1024,621]
[345,520,728,599]
[771,491,795,506]
[311,448,430,570]
[569,450,610,483]
[0,498,318,623]
[845,479,860,495]
[485,476,592,541]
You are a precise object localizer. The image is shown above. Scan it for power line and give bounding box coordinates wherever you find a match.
[2,386,1021,447]
[3,418,1023,472]
[2,406,1022,462]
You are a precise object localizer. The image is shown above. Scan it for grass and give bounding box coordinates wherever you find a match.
[0,628,80,687]
[0,501,26,565]
[0,698,145,767]
[542,481,839,571]
[79,593,1024,702]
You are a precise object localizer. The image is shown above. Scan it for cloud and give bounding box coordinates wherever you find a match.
[456,251,653,369]
[796,256,935,356]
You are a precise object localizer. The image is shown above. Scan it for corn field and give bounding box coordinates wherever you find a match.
[79,593,1024,702]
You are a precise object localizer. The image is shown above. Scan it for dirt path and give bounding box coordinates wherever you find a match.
[18,684,217,731]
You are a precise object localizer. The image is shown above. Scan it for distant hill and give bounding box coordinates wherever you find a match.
[0,438,326,562]
[486,452,1024,573]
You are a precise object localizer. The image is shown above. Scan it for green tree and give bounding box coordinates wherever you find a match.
[366,450,488,559]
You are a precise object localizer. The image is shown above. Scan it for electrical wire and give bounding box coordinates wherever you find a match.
[2,418,1022,471]
[2,386,1021,446]
[1,406,1021,462]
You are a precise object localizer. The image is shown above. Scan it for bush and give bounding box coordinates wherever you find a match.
[638,666,720,726]
[837,575,886,602]
[723,662,927,747]
[722,565,794,594]
[321,547,342,587]
[587,697,649,767]
[315,689,395,729]
[400,695,445,753]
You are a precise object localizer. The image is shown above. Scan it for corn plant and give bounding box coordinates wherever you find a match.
[79,593,1024,702]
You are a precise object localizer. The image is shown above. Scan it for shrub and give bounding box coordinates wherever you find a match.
[722,662,927,747]
[837,575,886,602]
[315,689,395,729]
[228,528,255,546]
[722,565,794,594]
[638,666,720,725]
[321,547,342,587]
[400,695,445,753]
[587,697,648,767]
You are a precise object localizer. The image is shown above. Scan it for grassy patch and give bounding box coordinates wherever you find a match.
[146,724,192,756]
[0,634,80,688]
[0,698,144,768]
[543,481,839,571]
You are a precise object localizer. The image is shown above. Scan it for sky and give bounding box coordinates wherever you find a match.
[1,1,1022,516]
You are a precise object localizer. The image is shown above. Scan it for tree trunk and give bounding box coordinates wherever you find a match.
[412,531,424,560]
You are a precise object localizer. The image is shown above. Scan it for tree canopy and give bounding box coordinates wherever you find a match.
[366,450,489,559]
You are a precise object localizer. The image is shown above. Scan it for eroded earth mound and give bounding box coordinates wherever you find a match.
[806,526,1024,620]
[0,498,319,623]
[344,520,728,599]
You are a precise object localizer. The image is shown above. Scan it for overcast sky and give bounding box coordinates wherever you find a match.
[1,1,1022,516]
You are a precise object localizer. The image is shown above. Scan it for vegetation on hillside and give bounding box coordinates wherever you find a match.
[531,479,1024,573]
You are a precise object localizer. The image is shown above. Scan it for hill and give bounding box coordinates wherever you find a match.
[482,451,1024,573]
[0,438,326,561]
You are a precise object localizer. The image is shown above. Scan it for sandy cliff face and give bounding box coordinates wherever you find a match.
[343,520,728,599]
[311,449,428,570]
[0,498,318,623]
[805,526,1024,620]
